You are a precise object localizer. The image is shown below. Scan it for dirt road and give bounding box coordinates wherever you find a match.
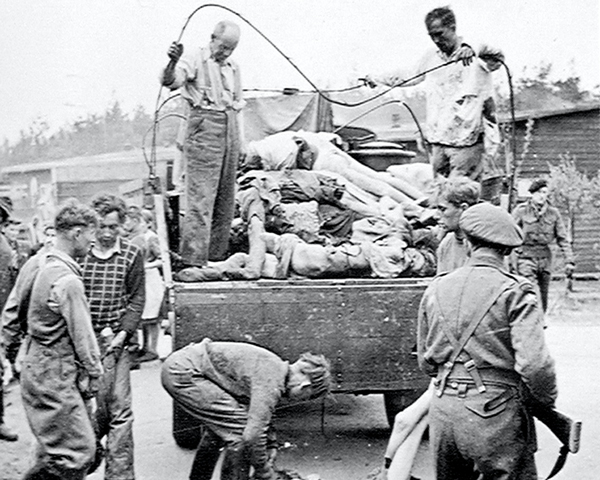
[1,279,598,480]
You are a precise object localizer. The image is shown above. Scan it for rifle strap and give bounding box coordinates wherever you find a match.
[433,278,509,396]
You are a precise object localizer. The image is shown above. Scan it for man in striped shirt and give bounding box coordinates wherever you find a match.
[81,194,145,480]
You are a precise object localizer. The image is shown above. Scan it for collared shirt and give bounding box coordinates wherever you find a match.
[165,46,244,112]
[26,248,103,378]
[512,199,573,262]
[380,40,496,147]
[81,237,145,336]
[418,249,557,406]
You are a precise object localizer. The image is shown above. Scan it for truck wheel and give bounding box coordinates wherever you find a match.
[383,389,426,429]
[172,402,203,449]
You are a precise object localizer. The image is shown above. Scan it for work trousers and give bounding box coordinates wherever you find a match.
[430,141,485,182]
[161,357,273,480]
[515,255,551,312]
[20,338,96,480]
[430,382,537,480]
[180,108,240,267]
[96,349,135,480]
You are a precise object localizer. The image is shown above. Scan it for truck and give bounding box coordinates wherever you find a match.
[170,275,431,448]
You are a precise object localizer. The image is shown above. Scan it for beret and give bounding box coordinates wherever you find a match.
[459,202,523,248]
[529,178,548,194]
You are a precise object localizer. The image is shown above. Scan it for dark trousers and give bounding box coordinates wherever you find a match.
[180,108,240,267]
[430,383,537,480]
[516,256,551,312]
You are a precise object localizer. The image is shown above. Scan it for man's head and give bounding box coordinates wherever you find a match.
[459,202,523,256]
[287,353,331,402]
[435,176,481,233]
[54,199,98,257]
[3,220,21,243]
[123,205,146,237]
[529,178,549,207]
[90,193,127,249]
[425,6,459,55]
[294,137,319,170]
[210,20,240,64]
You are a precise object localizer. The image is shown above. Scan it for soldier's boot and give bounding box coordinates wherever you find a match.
[221,445,250,480]
[189,428,224,480]
[0,389,18,442]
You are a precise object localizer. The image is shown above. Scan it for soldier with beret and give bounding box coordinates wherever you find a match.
[417,202,557,479]
[512,178,574,312]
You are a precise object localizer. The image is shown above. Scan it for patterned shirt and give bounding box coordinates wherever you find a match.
[80,237,145,336]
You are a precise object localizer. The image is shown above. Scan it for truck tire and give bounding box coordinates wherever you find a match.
[172,402,203,449]
[383,389,426,429]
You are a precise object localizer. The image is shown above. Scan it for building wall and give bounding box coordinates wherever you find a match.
[511,108,600,275]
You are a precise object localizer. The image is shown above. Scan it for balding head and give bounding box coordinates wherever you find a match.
[210,20,240,64]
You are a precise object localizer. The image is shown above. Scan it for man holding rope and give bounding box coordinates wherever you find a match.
[161,20,245,268]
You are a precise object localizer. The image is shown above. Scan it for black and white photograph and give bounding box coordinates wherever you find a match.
[1,1,599,479]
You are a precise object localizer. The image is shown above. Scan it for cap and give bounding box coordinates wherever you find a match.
[529,178,548,194]
[459,202,523,248]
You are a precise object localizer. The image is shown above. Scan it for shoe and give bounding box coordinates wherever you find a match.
[0,423,18,442]
[138,351,159,363]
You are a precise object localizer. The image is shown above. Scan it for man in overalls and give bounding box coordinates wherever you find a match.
[162,20,244,267]
[417,202,557,479]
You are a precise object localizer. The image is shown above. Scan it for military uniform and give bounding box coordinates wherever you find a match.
[417,203,557,479]
[512,199,573,311]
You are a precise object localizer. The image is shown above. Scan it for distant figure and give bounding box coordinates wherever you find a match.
[14,200,103,479]
[512,178,575,311]
[162,20,245,267]
[161,338,331,480]
[0,196,18,442]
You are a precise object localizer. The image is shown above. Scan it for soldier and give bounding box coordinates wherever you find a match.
[418,202,557,479]
[512,178,575,312]
[161,338,331,480]
[13,200,103,479]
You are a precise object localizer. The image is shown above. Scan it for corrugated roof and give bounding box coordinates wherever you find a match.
[499,102,600,123]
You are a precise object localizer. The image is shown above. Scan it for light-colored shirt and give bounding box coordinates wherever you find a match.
[380,41,497,147]
[436,231,468,274]
[166,46,244,112]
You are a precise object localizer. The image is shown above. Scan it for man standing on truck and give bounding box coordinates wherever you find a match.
[364,6,504,202]
[417,202,557,479]
[512,178,575,312]
[161,338,331,480]
[161,20,245,268]
[81,194,145,480]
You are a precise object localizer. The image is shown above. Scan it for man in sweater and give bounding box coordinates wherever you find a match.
[81,194,145,480]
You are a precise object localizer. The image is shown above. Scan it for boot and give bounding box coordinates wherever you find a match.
[189,428,224,480]
[221,445,250,480]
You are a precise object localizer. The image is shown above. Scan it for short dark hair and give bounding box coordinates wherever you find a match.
[437,176,481,207]
[90,193,127,223]
[55,199,98,233]
[425,6,456,29]
[298,353,332,399]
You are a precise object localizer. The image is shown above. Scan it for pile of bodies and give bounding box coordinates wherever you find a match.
[177,131,441,282]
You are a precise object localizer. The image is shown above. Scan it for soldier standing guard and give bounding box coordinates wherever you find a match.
[418,202,557,479]
[512,178,575,312]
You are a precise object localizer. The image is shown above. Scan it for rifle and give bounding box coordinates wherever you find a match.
[529,400,581,479]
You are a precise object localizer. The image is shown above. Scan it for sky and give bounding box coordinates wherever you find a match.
[0,0,598,145]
